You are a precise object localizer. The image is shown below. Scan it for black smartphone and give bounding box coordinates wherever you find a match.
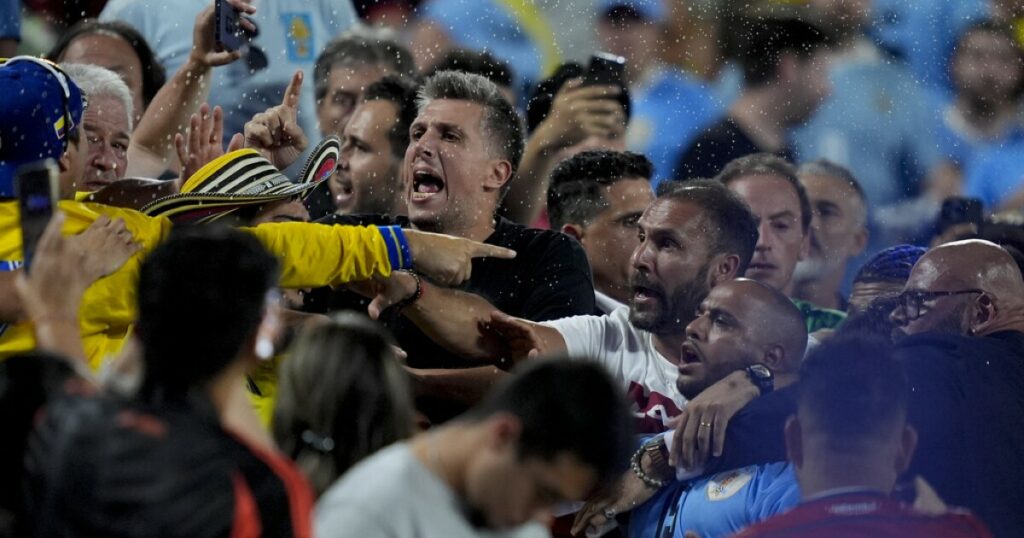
[215,0,253,52]
[14,160,58,272]
[937,197,984,234]
[585,52,627,86]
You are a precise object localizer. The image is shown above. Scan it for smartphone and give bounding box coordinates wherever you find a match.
[937,197,984,234]
[585,52,627,86]
[215,0,253,52]
[14,160,58,272]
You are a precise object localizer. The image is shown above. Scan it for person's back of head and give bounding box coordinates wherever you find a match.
[47,18,166,109]
[136,226,279,399]
[716,153,812,233]
[728,15,830,88]
[273,312,414,497]
[547,150,652,229]
[362,74,421,161]
[656,178,760,275]
[314,28,416,104]
[459,359,633,495]
[525,62,632,134]
[793,335,915,492]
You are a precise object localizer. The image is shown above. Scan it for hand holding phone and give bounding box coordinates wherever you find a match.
[215,0,257,52]
[15,160,58,272]
[585,52,627,87]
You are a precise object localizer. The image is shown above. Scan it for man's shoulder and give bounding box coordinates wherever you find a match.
[490,218,581,256]
[319,444,426,506]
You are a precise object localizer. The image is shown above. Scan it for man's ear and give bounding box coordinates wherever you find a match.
[798,228,810,262]
[561,224,584,242]
[968,293,998,336]
[486,412,523,450]
[784,415,803,468]
[850,227,869,258]
[709,253,741,287]
[57,147,72,173]
[761,343,787,371]
[895,425,918,475]
[483,159,514,192]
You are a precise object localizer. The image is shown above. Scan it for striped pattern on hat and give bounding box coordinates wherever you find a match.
[141,136,339,223]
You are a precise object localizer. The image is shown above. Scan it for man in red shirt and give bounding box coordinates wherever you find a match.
[732,336,991,538]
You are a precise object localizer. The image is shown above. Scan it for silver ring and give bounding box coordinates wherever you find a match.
[699,421,712,428]
[603,508,617,520]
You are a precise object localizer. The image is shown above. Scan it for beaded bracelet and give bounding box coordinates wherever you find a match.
[630,445,667,489]
[392,271,424,312]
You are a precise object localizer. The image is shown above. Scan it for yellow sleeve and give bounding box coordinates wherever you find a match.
[0,201,171,370]
[243,222,394,288]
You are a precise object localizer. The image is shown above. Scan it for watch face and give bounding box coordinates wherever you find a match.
[749,364,772,379]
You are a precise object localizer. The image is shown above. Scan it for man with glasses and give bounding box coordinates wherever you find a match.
[886,239,1024,536]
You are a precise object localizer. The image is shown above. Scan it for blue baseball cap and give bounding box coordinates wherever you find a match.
[600,0,666,22]
[0,56,86,198]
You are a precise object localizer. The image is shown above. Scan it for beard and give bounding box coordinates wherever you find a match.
[629,263,710,334]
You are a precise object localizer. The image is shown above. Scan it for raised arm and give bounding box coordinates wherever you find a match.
[126,0,255,177]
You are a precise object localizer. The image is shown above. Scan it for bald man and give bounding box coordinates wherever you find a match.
[888,239,1024,537]
[578,279,810,538]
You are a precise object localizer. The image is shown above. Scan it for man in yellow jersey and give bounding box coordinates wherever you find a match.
[0,57,515,369]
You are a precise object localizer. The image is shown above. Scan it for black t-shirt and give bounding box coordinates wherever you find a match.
[673,117,797,180]
[705,386,798,474]
[306,216,595,420]
[894,330,1024,538]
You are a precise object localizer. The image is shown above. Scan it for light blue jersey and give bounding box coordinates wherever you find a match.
[629,462,799,538]
[0,0,18,40]
[964,141,1024,209]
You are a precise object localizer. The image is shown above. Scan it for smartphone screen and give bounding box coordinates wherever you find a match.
[585,52,627,86]
[15,160,58,271]
[215,0,249,52]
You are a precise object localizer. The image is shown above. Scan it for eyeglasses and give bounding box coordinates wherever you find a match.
[894,289,984,321]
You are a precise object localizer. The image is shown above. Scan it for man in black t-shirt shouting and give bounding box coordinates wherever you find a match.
[357,71,595,422]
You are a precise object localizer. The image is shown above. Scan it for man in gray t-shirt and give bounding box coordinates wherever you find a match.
[315,361,634,538]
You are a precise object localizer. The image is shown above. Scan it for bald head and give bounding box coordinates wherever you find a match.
[893,240,1024,337]
[679,278,808,400]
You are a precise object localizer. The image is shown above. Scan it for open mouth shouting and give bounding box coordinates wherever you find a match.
[410,165,446,204]
[331,172,355,210]
[680,340,704,366]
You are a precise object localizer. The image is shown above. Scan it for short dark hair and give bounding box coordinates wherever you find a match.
[461,360,633,490]
[799,335,909,450]
[136,226,279,397]
[362,75,421,160]
[48,19,166,109]
[547,150,653,229]
[419,71,526,180]
[525,62,632,134]
[716,153,812,233]
[313,31,416,102]
[656,179,760,275]
[729,16,830,86]
[425,49,515,90]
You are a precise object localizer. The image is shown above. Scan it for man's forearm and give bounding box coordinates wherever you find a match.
[499,129,562,225]
[0,271,23,322]
[409,366,509,406]
[126,58,214,177]
[404,282,504,363]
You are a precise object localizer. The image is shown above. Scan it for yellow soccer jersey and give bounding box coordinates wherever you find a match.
[0,200,396,369]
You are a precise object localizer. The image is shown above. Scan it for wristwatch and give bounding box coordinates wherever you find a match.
[745,363,774,395]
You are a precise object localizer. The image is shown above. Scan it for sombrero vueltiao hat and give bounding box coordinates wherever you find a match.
[141,136,340,223]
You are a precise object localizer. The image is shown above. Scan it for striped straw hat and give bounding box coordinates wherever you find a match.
[141,136,340,223]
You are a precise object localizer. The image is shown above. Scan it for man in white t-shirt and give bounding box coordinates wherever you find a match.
[482,180,760,433]
[315,361,633,538]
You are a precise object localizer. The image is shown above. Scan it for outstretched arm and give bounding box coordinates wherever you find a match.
[126,0,255,177]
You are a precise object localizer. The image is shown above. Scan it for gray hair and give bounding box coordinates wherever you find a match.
[61,63,134,130]
[313,26,416,101]
[417,70,525,186]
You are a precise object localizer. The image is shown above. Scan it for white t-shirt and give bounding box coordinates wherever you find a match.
[542,305,685,433]
[316,444,550,538]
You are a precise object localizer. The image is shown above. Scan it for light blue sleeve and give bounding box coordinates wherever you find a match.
[964,149,1005,209]
[319,0,358,36]
[0,0,20,40]
[98,0,147,26]
[748,463,801,523]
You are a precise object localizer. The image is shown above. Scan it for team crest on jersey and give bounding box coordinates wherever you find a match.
[706,468,754,501]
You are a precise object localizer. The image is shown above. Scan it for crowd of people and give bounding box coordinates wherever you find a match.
[1,0,1023,536]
